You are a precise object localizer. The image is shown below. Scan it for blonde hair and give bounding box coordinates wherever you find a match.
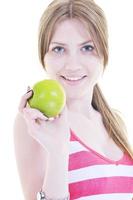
[38,0,133,158]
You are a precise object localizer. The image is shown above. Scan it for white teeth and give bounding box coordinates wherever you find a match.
[62,76,86,81]
[66,77,82,81]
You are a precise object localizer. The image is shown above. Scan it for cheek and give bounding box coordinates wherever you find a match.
[44,54,55,69]
[86,57,103,74]
[85,59,103,84]
[44,54,65,72]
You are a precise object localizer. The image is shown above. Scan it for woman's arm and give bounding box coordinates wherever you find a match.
[14,113,47,200]
[42,152,69,199]
[14,113,69,200]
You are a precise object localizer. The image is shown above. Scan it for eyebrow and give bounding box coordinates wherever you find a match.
[50,40,93,46]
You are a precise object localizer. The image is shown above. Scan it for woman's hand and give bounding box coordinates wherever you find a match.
[18,88,70,154]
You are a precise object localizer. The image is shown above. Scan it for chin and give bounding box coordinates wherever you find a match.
[65,89,85,100]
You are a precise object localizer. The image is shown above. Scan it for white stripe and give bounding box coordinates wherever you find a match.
[76,193,133,200]
[69,141,89,154]
[69,164,133,183]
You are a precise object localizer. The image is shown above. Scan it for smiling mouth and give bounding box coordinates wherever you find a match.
[60,75,87,85]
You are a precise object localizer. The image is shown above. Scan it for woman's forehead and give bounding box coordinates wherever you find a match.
[50,19,93,43]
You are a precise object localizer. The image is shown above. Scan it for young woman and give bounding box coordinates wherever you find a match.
[14,0,133,199]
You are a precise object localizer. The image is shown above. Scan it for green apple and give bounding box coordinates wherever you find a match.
[28,79,66,117]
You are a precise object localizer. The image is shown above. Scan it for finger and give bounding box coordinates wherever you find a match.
[58,106,67,118]
[27,86,31,92]
[54,114,60,119]
[47,117,55,121]
[22,109,43,131]
[23,107,48,121]
[23,113,40,133]
[18,90,33,112]
[23,107,58,122]
[55,106,68,125]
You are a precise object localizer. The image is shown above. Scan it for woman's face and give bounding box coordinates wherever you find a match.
[44,19,104,99]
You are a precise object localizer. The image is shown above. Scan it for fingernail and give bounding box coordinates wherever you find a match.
[26,89,34,96]
[26,89,33,94]
[27,86,31,92]
[48,117,54,121]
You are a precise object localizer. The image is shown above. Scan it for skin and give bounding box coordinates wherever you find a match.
[44,18,123,159]
[44,18,104,118]
[14,18,123,200]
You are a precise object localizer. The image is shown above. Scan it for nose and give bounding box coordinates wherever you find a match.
[64,54,82,72]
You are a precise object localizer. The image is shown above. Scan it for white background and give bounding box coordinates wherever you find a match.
[0,0,133,199]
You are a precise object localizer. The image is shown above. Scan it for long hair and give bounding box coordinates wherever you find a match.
[38,0,133,158]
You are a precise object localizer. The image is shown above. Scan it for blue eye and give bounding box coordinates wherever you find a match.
[52,46,65,53]
[82,45,94,52]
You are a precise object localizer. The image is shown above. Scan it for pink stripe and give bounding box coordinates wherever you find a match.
[70,129,133,165]
[69,177,133,199]
[69,150,133,171]
[69,151,108,170]
[70,130,77,141]
[123,154,133,165]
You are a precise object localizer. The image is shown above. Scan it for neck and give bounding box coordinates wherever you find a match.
[66,88,98,120]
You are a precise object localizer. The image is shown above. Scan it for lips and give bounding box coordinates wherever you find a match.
[60,75,87,85]
[61,75,87,81]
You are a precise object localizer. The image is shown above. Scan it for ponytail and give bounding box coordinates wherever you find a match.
[92,84,133,158]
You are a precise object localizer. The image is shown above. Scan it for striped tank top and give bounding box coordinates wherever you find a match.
[68,129,133,200]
